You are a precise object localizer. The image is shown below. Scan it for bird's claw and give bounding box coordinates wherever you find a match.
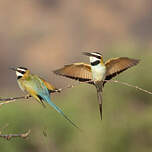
[25,95,31,99]
[55,89,61,93]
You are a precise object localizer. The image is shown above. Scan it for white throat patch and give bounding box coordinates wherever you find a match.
[16,71,23,77]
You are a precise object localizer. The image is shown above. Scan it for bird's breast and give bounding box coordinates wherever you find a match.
[91,64,106,82]
[17,80,26,92]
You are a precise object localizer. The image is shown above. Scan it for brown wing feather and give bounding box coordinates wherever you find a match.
[105,57,140,81]
[54,63,93,83]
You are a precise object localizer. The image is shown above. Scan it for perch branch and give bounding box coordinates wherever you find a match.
[0,85,75,105]
[0,129,31,140]
[77,79,152,95]
[105,80,152,95]
[0,95,31,106]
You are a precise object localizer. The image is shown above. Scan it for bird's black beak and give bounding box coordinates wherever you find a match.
[82,52,92,57]
[10,67,17,71]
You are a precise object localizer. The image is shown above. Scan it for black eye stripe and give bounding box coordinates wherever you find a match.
[93,52,102,56]
[17,76,22,79]
[91,54,101,59]
[17,70,26,74]
[91,60,100,66]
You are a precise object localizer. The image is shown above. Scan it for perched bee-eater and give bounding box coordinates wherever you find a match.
[54,52,140,120]
[11,67,80,130]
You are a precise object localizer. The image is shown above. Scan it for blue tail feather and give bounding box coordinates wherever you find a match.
[45,97,81,131]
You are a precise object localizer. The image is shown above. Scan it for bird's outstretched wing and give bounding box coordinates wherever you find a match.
[105,57,140,82]
[54,63,93,83]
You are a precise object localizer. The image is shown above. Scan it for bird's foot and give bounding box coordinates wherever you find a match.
[56,89,61,93]
[25,94,31,99]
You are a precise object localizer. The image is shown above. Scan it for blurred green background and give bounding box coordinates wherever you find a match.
[0,0,152,152]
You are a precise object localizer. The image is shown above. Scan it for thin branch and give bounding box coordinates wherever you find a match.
[0,85,76,105]
[57,84,77,92]
[78,79,152,95]
[0,94,31,102]
[0,129,31,140]
[0,96,27,101]
[0,95,31,106]
[105,80,152,95]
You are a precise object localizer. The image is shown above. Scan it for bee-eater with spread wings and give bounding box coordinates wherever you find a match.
[54,52,140,120]
[10,67,80,130]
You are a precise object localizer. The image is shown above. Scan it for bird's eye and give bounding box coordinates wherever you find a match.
[17,70,26,74]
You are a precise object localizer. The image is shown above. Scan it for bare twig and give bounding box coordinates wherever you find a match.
[0,95,31,106]
[0,96,28,101]
[105,80,152,95]
[0,129,31,140]
[0,85,76,105]
[77,79,152,95]
[57,84,77,92]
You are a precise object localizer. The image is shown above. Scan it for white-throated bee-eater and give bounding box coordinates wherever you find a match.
[10,67,80,130]
[54,52,140,120]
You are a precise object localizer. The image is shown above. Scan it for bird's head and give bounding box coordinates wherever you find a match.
[10,67,30,79]
[82,52,104,66]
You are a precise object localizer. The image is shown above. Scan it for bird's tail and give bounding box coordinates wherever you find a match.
[46,99,82,131]
[97,90,103,120]
[95,82,103,120]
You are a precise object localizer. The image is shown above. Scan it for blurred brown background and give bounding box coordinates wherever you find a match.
[0,0,152,88]
[0,1,152,152]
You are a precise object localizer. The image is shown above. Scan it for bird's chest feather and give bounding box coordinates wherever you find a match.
[91,64,106,81]
[17,80,26,92]
[17,77,48,96]
[17,75,51,103]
